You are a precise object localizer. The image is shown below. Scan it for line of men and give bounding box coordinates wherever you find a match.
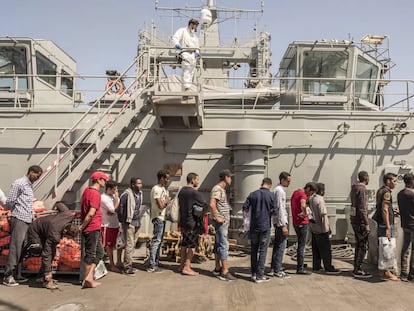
[244,170,414,284]
[78,168,238,289]
[3,166,413,288]
[243,172,340,283]
[352,171,414,282]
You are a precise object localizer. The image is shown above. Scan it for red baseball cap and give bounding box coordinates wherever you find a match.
[90,171,110,181]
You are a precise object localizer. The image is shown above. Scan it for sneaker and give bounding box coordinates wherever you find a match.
[3,276,19,287]
[123,268,137,275]
[274,271,291,279]
[147,266,163,273]
[14,276,29,283]
[325,268,341,275]
[353,270,372,279]
[251,274,257,282]
[212,268,221,276]
[217,272,237,281]
[266,269,275,277]
[296,270,311,275]
[254,276,270,283]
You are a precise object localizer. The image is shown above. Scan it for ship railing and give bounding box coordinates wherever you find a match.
[33,51,150,197]
[0,73,32,108]
[198,75,414,112]
[143,46,203,98]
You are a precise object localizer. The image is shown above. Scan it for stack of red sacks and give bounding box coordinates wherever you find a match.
[0,207,11,267]
[55,237,81,271]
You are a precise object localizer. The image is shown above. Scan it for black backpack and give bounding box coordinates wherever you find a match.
[117,192,128,223]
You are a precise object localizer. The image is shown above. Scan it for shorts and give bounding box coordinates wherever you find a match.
[82,230,104,265]
[181,229,199,248]
[100,227,119,248]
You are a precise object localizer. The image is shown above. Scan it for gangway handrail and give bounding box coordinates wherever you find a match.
[34,52,148,190]
[37,52,146,166]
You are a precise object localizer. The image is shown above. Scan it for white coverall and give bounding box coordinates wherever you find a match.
[172,27,200,90]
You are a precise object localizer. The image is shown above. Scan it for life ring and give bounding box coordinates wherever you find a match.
[105,80,125,95]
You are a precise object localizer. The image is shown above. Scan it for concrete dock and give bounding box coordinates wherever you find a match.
[1,246,413,311]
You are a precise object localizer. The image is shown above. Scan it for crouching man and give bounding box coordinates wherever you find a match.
[26,202,77,289]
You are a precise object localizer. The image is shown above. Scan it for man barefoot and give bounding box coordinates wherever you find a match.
[80,171,109,288]
[178,173,208,276]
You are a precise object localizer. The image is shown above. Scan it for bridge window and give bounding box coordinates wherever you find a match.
[302,51,348,95]
[36,51,57,86]
[0,46,28,91]
[61,69,73,97]
[355,56,379,102]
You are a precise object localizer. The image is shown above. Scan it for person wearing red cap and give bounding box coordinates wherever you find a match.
[79,171,109,288]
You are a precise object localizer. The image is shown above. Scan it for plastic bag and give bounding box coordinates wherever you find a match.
[165,188,181,223]
[243,209,251,232]
[115,230,125,250]
[94,259,108,280]
[378,237,397,270]
[192,204,204,217]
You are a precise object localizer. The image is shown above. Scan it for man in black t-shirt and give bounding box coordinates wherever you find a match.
[178,172,208,276]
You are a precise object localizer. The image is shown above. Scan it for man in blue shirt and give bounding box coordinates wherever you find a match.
[243,178,277,283]
[3,165,43,287]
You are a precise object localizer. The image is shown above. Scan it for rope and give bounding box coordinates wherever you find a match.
[286,243,354,260]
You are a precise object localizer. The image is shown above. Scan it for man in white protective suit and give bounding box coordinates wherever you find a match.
[172,18,200,91]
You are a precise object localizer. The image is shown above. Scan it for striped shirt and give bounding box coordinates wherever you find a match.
[6,176,35,223]
[211,184,231,221]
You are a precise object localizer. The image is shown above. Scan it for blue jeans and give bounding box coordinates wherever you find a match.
[401,229,414,278]
[149,218,165,268]
[213,221,229,260]
[294,224,308,272]
[271,226,287,272]
[250,230,270,277]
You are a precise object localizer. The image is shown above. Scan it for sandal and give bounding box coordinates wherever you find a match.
[44,280,59,290]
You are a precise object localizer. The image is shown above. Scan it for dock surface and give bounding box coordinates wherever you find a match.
[1,247,413,311]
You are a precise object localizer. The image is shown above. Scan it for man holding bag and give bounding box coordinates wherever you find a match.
[374,172,399,281]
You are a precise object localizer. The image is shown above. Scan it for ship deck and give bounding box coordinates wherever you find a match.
[1,246,413,311]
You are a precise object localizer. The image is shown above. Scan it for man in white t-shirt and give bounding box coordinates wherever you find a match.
[172,18,200,91]
[147,170,170,273]
[100,181,120,272]
[269,171,291,279]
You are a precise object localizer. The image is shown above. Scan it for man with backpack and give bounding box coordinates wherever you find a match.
[118,177,143,275]
[177,172,208,276]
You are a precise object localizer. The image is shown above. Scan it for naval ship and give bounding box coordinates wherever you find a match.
[0,0,413,242]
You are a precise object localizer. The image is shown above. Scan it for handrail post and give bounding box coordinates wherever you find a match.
[55,144,60,198]
[407,81,410,111]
